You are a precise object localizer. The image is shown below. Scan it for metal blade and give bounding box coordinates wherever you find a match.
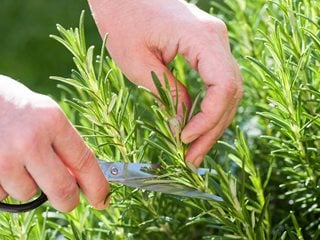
[98,159,216,181]
[98,159,222,201]
[121,179,223,201]
[98,160,158,181]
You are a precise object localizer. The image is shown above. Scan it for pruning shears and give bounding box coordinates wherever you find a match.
[0,159,222,213]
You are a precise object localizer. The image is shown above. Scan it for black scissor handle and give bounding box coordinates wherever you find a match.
[0,192,48,213]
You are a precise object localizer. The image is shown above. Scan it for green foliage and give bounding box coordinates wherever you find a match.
[213,0,320,238]
[0,0,319,239]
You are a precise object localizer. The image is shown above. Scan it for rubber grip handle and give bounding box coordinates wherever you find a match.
[0,192,48,213]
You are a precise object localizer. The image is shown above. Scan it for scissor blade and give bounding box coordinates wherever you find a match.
[98,159,216,182]
[120,179,223,201]
[98,160,158,181]
[98,159,222,201]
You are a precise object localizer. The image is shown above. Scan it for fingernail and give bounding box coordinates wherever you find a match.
[189,155,204,168]
[96,202,108,210]
[104,191,112,206]
[186,161,198,174]
[181,132,200,144]
[195,156,204,167]
[94,193,111,210]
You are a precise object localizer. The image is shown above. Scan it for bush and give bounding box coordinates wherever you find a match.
[0,0,319,239]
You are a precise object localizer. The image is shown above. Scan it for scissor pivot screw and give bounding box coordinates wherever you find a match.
[110,167,119,175]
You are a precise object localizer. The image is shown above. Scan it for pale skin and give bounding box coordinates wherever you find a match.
[0,0,242,212]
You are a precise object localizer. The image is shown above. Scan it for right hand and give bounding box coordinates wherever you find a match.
[0,75,109,212]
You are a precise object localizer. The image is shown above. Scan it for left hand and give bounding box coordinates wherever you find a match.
[88,0,243,167]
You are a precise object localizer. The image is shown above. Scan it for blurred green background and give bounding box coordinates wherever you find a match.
[0,0,100,98]
[0,0,210,99]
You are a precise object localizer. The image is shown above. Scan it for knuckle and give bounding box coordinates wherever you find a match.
[39,103,65,128]
[224,79,240,98]
[7,123,42,153]
[231,76,244,102]
[202,18,228,40]
[216,19,228,35]
[30,95,65,129]
[74,147,96,173]
[11,130,40,153]
[55,182,78,201]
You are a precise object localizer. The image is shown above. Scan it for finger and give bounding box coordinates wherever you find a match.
[53,120,109,209]
[181,46,242,143]
[182,78,240,143]
[26,148,80,212]
[0,160,38,201]
[0,185,8,201]
[177,21,242,143]
[185,106,237,167]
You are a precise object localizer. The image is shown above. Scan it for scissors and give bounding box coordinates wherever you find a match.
[0,159,222,213]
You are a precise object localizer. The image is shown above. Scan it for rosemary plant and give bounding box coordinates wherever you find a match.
[214,0,320,238]
[48,10,270,239]
[0,0,319,239]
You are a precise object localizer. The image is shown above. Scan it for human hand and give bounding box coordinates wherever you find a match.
[0,75,109,212]
[88,0,243,167]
